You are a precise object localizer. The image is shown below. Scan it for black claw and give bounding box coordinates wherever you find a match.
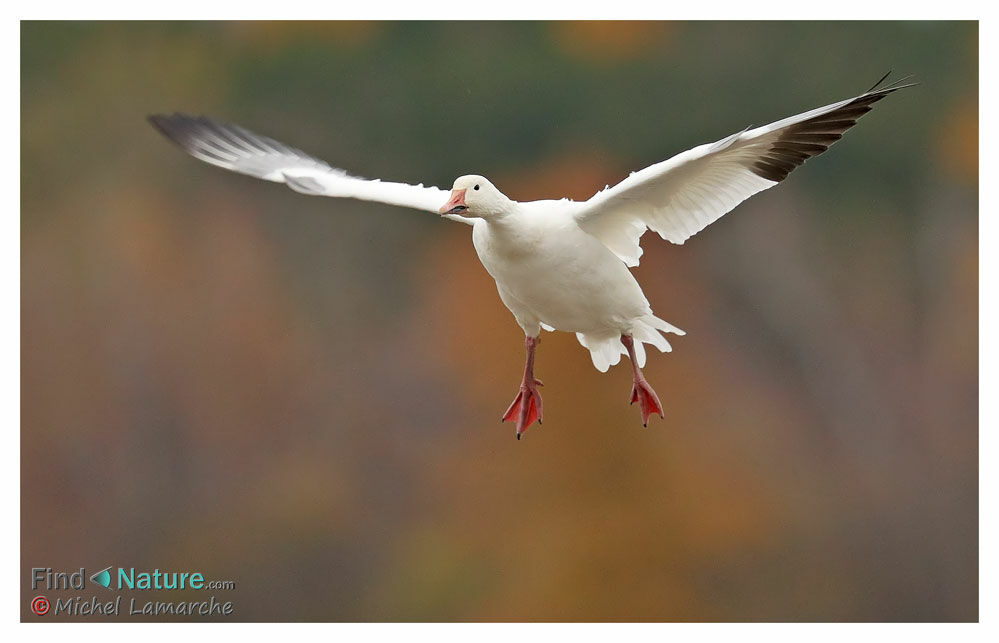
[516,432,521,440]
[643,423,647,428]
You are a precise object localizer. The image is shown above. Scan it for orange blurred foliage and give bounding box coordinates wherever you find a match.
[497,149,624,203]
[552,21,675,64]
[937,98,978,184]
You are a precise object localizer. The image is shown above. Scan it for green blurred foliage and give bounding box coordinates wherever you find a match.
[21,21,977,621]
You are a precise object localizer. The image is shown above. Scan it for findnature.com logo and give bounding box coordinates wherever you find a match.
[29,566,236,617]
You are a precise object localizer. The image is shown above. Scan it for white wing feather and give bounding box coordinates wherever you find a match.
[575,76,915,266]
[149,113,473,225]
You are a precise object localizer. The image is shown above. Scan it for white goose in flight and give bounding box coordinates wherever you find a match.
[149,73,913,439]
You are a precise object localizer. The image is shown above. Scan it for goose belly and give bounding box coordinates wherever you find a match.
[473,222,649,333]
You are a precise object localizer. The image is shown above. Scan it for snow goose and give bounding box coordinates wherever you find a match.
[149,73,914,439]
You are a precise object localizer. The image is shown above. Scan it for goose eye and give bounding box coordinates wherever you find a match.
[474,184,480,190]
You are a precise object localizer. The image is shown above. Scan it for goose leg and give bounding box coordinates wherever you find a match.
[502,335,544,439]
[622,334,664,427]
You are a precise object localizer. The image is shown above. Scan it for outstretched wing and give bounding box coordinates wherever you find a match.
[574,74,915,266]
[148,113,473,224]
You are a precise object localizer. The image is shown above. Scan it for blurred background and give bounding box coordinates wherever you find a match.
[21,21,977,621]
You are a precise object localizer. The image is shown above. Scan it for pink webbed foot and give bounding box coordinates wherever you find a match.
[621,333,665,427]
[503,335,544,440]
[502,378,544,439]
[629,377,664,427]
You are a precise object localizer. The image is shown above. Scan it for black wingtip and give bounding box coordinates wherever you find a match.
[147,112,182,128]
[865,72,919,97]
[867,71,893,93]
[146,112,199,148]
[146,113,168,134]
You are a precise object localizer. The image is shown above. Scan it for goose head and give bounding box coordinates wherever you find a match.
[439,175,513,218]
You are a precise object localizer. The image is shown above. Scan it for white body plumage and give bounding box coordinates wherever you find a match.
[470,199,683,372]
